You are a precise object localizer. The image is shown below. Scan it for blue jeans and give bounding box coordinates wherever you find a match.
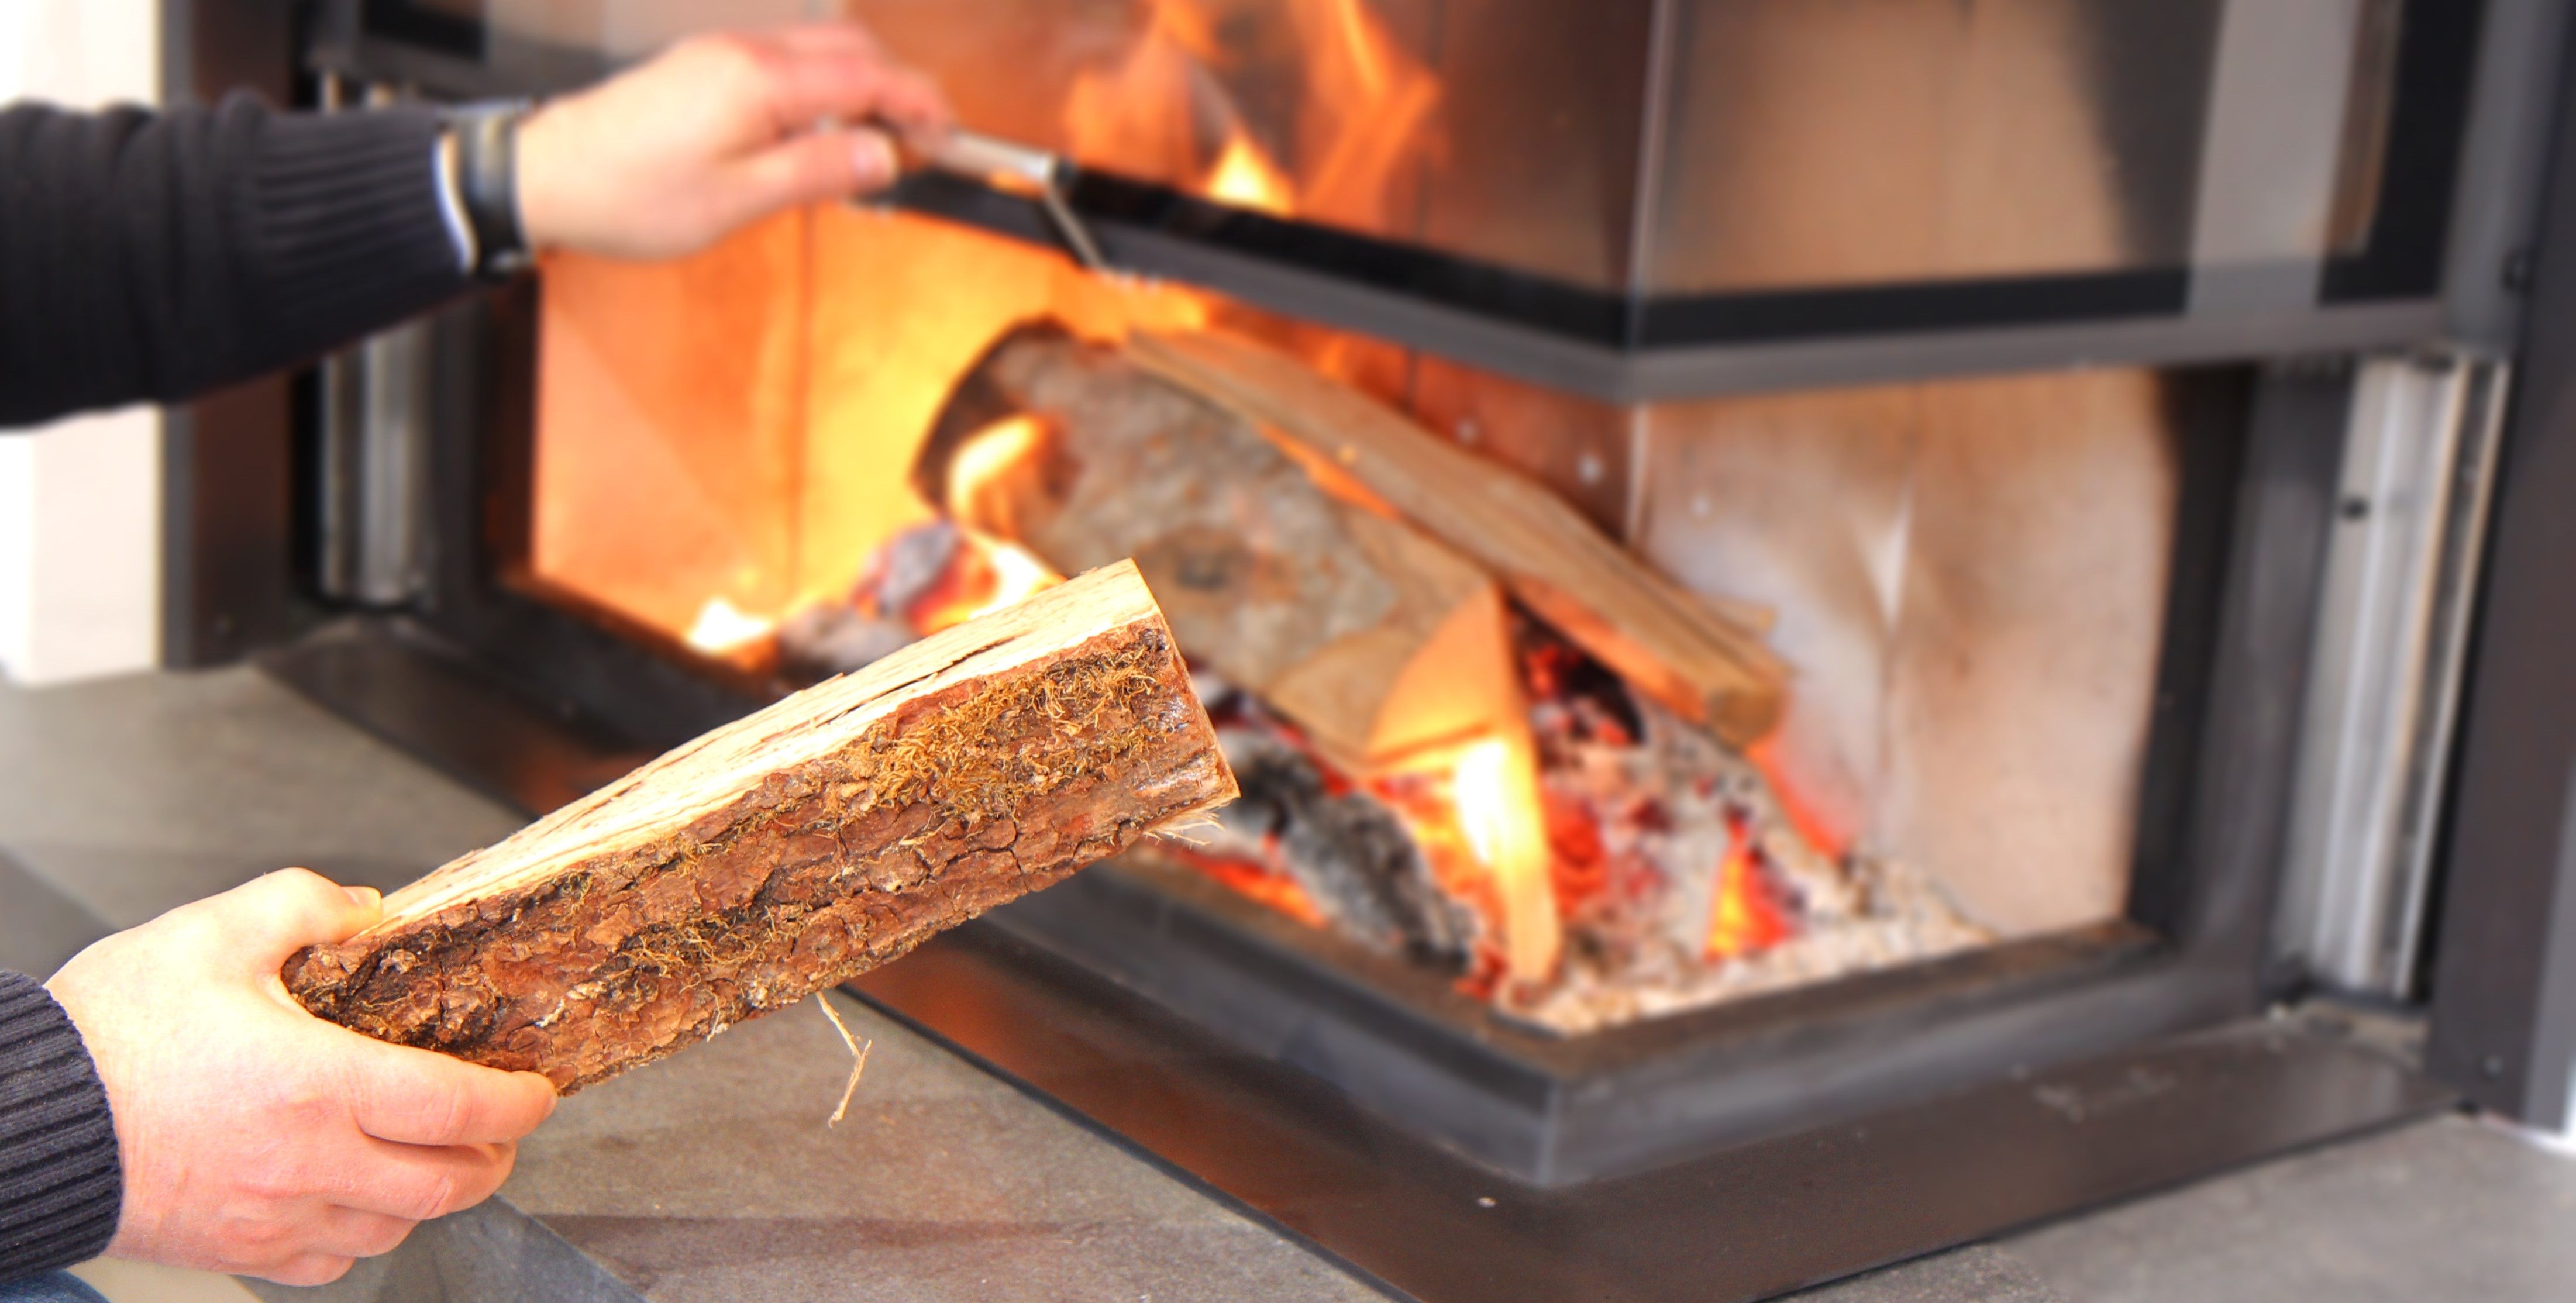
[0,1273,108,1303]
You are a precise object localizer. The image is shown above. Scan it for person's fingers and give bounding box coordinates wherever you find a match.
[192,869,384,967]
[759,47,952,139]
[302,1207,421,1261]
[323,1139,516,1222]
[733,126,900,212]
[766,22,887,59]
[342,885,383,911]
[341,1037,557,1147]
[259,1252,360,1288]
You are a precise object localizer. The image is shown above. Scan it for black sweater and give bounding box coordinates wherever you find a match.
[1,95,476,1280]
[0,95,474,427]
[0,975,119,1281]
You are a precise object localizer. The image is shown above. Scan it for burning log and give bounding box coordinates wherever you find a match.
[1129,330,1789,747]
[915,322,1520,775]
[1201,724,1480,971]
[283,561,1236,1091]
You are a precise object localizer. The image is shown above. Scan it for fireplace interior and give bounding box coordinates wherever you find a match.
[205,0,2560,1298]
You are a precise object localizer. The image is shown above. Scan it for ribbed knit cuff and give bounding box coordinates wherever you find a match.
[0,973,120,1284]
[231,96,476,368]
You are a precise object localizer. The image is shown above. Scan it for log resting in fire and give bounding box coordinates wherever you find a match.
[916,322,1520,774]
[1204,723,1480,970]
[283,561,1237,1091]
[1129,330,1788,747]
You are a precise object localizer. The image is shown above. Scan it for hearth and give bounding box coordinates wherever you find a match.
[150,0,2576,1298]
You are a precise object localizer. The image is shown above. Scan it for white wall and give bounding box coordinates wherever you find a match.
[0,0,166,684]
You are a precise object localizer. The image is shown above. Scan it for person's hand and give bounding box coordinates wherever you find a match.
[515,21,953,261]
[44,870,559,1285]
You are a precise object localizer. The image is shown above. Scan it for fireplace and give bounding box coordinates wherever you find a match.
[155,0,2576,1298]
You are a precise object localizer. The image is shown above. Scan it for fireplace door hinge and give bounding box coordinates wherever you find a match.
[2275,353,2510,999]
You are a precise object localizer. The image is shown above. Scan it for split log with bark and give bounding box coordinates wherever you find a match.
[1129,330,1788,746]
[284,561,1235,1091]
[916,322,1525,774]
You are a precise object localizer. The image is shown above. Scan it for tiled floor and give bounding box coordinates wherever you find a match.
[5,667,2572,1303]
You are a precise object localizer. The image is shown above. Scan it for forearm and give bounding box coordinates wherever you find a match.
[0,973,119,1284]
[0,96,473,428]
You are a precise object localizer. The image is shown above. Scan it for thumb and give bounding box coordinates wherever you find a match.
[198,868,387,967]
[732,125,900,218]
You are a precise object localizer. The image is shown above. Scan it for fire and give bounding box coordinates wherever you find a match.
[683,597,775,656]
[1452,736,1563,984]
[1747,735,1852,861]
[1062,0,1439,229]
[1706,819,1792,961]
[1204,136,1296,217]
[917,413,1069,632]
[943,414,1048,527]
[908,536,1061,635]
[975,540,1060,618]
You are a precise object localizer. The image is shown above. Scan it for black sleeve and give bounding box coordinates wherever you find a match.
[0,972,120,1284]
[0,95,476,428]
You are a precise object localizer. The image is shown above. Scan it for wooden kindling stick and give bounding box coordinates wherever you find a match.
[282,560,1237,1093]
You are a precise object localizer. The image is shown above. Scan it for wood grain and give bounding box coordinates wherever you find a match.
[1131,330,1787,746]
[284,561,1235,1091]
[918,323,1512,773]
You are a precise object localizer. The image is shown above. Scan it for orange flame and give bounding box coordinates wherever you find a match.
[1454,735,1563,983]
[1706,821,1792,961]
[907,535,1061,635]
[1205,136,1296,217]
[910,413,1069,633]
[681,596,776,657]
[1062,0,1438,229]
[943,414,1047,526]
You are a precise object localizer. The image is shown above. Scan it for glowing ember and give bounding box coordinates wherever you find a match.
[1452,736,1563,984]
[1173,609,1996,1034]
[1705,817,1792,961]
[683,597,776,655]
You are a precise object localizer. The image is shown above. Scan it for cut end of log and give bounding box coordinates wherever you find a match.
[284,561,1234,1092]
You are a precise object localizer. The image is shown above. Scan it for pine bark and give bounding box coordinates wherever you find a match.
[284,561,1234,1091]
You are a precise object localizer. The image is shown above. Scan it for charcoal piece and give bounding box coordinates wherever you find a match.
[862,520,963,615]
[1215,728,1477,971]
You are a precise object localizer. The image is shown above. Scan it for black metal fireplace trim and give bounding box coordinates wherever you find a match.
[247,323,2359,1194]
[257,0,2381,1210]
[987,856,2202,1184]
[298,0,2507,404]
[893,360,2341,1185]
[845,921,2454,1303]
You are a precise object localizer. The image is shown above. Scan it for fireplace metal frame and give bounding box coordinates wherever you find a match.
[2427,28,2576,1133]
[254,236,2404,1194]
[296,0,2565,404]
[970,361,2347,1185]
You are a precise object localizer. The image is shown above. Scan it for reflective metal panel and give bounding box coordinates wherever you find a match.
[1634,367,2182,939]
[2275,354,2508,997]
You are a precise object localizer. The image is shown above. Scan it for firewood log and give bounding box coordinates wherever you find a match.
[1129,330,1788,747]
[916,322,1518,774]
[283,561,1235,1091]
